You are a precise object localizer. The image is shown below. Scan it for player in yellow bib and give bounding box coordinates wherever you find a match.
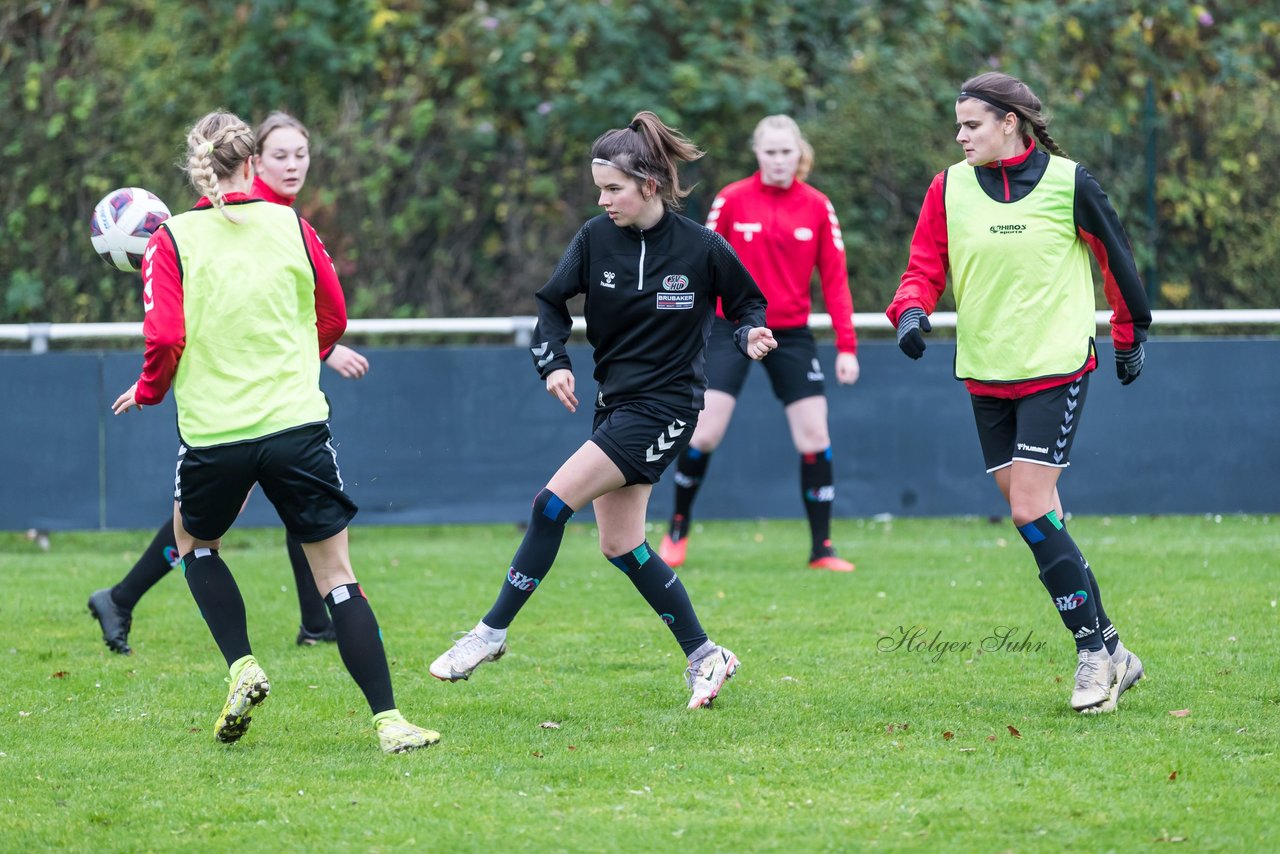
[112,110,437,754]
[887,72,1151,714]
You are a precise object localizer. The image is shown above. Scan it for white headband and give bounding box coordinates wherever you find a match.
[592,157,649,181]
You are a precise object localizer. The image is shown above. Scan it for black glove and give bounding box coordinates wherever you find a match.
[1115,343,1145,385]
[896,307,931,360]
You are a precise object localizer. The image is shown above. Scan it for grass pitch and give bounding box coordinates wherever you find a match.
[2,515,1277,851]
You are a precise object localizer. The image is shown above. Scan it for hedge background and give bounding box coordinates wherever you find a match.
[2,0,1276,324]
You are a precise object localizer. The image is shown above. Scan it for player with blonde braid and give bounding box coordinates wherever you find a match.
[110,110,438,754]
[89,112,372,654]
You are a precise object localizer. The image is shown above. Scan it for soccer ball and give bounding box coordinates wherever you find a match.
[90,187,171,272]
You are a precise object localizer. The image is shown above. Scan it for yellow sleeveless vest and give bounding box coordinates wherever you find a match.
[945,155,1095,383]
[161,201,330,447]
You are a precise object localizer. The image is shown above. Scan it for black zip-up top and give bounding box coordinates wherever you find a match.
[530,209,768,411]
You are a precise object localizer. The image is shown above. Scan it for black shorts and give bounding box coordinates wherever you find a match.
[173,422,358,543]
[704,317,825,405]
[590,400,699,486]
[970,374,1089,472]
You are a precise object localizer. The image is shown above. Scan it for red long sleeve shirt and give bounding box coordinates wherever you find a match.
[134,192,347,405]
[887,141,1150,398]
[707,172,857,353]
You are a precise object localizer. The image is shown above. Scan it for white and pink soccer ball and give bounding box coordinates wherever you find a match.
[90,187,171,272]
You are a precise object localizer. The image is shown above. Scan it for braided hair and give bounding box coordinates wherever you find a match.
[957,72,1066,158]
[184,111,256,222]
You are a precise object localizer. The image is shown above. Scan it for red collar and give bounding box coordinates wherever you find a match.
[193,191,257,209]
[983,137,1037,169]
[251,175,296,206]
[751,170,799,196]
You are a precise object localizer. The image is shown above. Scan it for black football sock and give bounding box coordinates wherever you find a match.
[670,448,712,541]
[1017,511,1103,651]
[1079,553,1119,655]
[182,548,252,666]
[801,448,836,557]
[482,489,574,630]
[112,519,182,611]
[287,534,332,633]
[608,542,708,656]
[325,582,395,715]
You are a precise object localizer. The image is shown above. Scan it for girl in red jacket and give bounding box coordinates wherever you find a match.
[660,115,860,572]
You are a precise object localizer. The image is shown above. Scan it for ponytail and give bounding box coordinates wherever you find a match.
[590,111,704,208]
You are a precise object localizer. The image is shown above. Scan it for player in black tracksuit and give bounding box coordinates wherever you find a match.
[429,111,776,709]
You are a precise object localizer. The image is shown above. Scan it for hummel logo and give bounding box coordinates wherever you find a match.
[646,419,688,462]
[531,342,555,369]
[733,222,762,242]
[600,271,616,288]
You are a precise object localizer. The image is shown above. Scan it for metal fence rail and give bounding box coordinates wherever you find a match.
[4,310,1280,352]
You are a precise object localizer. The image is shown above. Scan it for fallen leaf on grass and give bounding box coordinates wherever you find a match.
[567,745,576,751]
[188,728,201,734]
[531,751,543,758]
[1168,771,1178,781]
[942,731,954,740]
[1154,834,1188,843]
[885,723,910,733]
[986,735,997,742]
[51,671,67,679]
[539,721,561,729]
[1006,725,1022,739]
[1169,709,1191,718]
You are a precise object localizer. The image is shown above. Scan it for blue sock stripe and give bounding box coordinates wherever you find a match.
[1018,521,1046,544]
[822,447,832,461]
[633,543,651,566]
[687,447,704,460]
[608,554,632,573]
[542,493,566,521]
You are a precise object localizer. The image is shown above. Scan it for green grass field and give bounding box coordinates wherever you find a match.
[2,515,1276,852]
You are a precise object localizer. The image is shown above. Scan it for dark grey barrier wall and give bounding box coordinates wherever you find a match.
[2,338,1275,530]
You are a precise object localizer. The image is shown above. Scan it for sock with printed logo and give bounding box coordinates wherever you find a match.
[287,534,333,634]
[1016,511,1103,651]
[608,542,707,656]
[182,548,252,666]
[112,519,182,611]
[482,489,575,630]
[801,449,836,558]
[325,582,395,714]
[669,448,712,541]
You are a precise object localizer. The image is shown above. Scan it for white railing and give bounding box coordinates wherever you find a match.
[3,310,1280,352]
